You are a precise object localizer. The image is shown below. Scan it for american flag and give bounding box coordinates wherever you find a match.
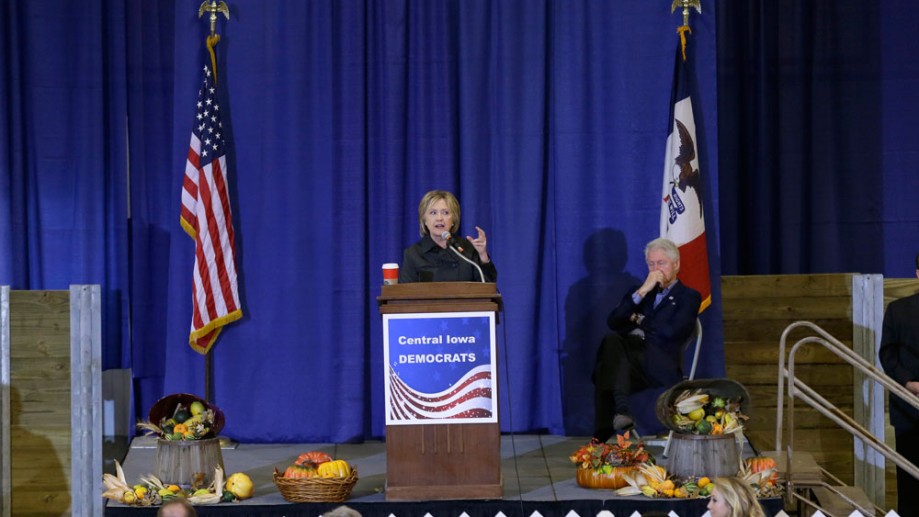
[661,28,711,312]
[387,365,494,421]
[180,63,243,354]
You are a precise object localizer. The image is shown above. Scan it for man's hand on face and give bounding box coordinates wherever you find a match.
[637,270,665,298]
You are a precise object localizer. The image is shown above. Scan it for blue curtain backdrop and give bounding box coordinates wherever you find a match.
[717,0,891,276]
[4,0,916,442]
[0,0,131,366]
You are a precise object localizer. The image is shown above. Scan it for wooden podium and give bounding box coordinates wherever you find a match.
[377,282,503,500]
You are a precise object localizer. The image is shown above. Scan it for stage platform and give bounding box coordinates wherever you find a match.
[104,434,784,517]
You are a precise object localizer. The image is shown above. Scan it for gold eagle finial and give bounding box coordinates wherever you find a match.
[671,0,701,28]
[198,1,230,38]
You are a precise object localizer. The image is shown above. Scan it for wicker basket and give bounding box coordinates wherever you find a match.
[273,469,358,503]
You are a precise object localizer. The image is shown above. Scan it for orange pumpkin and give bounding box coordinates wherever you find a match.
[745,456,779,486]
[284,463,317,479]
[296,451,333,466]
[575,466,637,490]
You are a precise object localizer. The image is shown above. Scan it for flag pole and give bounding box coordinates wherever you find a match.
[197,0,230,406]
[671,0,701,60]
[198,1,229,86]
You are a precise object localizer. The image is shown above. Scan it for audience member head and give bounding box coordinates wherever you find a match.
[417,190,460,237]
[644,237,680,263]
[322,505,363,517]
[706,476,765,517]
[157,498,197,517]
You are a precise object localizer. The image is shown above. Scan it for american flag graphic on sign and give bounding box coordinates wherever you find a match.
[388,364,493,421]
[180,63,243,354]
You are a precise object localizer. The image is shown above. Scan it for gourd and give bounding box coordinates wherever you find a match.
[318,459,352,478]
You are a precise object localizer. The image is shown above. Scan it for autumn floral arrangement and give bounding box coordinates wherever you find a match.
[570,430,781,498]
[569,432,652,489]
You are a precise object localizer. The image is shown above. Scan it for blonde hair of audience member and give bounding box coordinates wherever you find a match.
[706,477,765,517]
[156,498,197,517]
[416,190,460,237]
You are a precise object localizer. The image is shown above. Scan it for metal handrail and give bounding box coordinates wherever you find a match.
[775,321,919,514]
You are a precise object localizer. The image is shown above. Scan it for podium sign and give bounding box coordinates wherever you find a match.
[383,311,497,425]
[378,283,503,500]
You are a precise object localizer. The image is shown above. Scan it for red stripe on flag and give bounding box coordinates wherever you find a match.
[187,147,200,169]
[676,233,711,308]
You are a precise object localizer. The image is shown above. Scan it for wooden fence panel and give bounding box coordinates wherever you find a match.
[7,291,73,516]
[722,274,855,485]
[0,286,102,517]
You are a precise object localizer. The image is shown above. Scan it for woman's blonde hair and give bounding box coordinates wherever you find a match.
[417,190,461,237]
[712,477,765,517]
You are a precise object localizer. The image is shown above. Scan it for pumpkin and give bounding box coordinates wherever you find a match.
[284,463,317,479]
[296,451,333,466]
[575,466,637,489]
[745,456,779,486]
[317,459,351,479]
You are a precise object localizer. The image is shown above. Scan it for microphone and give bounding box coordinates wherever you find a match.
[440,231,464,252]
[440,231,485,283]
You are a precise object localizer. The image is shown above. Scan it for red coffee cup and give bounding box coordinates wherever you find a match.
[382,263,399,285]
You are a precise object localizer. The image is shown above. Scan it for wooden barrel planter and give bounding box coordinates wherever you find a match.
[667,433,742,479]
[575,466,637,489]
[154,437,224,486]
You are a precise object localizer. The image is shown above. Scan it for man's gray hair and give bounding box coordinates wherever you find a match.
[644,238,680,262]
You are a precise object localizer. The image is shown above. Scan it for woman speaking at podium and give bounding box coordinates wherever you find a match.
[399,190,497,283]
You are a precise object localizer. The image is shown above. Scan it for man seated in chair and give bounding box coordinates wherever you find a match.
[592,237,701,442]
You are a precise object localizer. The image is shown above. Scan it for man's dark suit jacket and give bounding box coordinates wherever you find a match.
[607,280,702,387]
[880,291,919,431]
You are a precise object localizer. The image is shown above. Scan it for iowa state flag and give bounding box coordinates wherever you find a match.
[180,60,243,354]
[660,32,711,312]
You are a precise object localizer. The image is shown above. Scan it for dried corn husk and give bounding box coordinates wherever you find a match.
[187,465,224,505]
[674,390,709,414]
[101,461,131,502]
